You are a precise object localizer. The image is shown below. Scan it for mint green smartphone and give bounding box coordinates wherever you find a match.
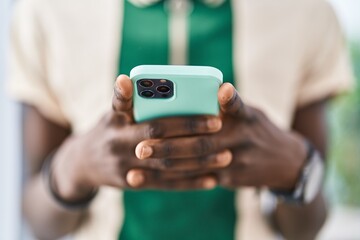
[130,65,223,122]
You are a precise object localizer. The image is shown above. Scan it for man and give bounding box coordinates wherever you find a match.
[8,0,353,239]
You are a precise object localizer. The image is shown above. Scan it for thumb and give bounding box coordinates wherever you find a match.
[113,74,133,114]
[218,83,250,119]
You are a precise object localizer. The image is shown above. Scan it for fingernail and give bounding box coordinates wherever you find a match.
[203,177,217,189]
[140,145,153,159]
[127,170,145,187]
[118,86,129,101]
[207,118,222,131]
[116,75,132,100]
[220,84,235,104]
[216,150,232,166]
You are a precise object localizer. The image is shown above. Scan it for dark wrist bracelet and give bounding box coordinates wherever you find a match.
[42,150,98,210]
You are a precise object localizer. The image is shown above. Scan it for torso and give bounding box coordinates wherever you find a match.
[30,0,327,239]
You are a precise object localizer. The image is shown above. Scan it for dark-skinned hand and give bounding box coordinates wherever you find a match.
[51,75,229,202]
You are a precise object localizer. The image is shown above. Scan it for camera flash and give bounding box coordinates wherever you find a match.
[160,79,167,83]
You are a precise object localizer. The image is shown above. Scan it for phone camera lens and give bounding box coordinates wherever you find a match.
[156,85,170,93]
[139,80,154,88]
[140,90,155,98]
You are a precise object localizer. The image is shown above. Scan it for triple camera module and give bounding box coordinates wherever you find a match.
[137,79,174,99]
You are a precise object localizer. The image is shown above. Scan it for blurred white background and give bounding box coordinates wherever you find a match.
[0,0,359,239]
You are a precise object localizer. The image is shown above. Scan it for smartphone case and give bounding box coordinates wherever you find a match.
[130,65,223,122]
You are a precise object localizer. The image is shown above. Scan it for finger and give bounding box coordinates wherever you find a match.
[113,75,133,114]
[218,83,252,119]
[145,175,217,191]
[126,169,217,190]
[218,168,264,189]
[135,115,222,140]
[217,149,260,189]
[126,169,146,188]
[139,149,232,171]
[135,136,219,160]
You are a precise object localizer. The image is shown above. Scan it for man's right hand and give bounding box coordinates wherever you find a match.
[51,75,229,202]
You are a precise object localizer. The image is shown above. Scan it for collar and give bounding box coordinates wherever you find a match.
[128,0,226,8]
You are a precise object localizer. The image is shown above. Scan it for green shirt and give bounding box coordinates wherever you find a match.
[118,1,236,239]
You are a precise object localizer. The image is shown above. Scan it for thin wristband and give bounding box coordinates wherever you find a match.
[41,150,98,210]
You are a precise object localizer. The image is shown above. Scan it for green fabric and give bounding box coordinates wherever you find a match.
[118,1,236,240]
[189,0,235,82]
